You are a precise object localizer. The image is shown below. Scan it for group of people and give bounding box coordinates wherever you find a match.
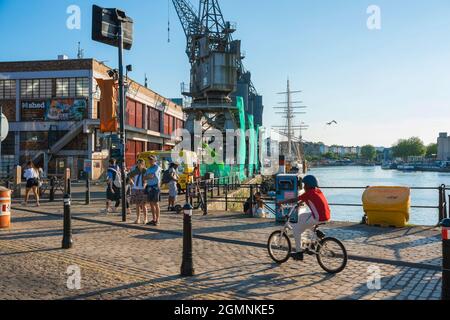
[104,156,180,226]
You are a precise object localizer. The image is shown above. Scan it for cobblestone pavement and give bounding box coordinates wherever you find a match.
[0,199,443,300]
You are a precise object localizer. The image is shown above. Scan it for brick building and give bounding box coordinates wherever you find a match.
[0,57,184,179]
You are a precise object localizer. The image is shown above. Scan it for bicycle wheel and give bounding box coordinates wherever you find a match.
[267,231,291,264]
[316,237,347,274]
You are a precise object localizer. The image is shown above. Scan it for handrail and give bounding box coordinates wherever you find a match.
[188,179,448,223]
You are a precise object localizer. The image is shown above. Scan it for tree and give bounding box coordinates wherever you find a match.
[324,152,338,160]
[392,137,426,160]
[426,143,438,158]
[360,145,376,161]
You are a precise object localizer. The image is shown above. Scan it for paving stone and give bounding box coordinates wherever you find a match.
[0,203,443,300]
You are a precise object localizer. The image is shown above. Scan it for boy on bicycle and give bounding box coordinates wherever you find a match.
[278,175,331,261]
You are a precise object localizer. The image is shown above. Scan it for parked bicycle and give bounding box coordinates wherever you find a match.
[267,203,348,274]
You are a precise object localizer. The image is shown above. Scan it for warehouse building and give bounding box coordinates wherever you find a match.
[0,57,184,180]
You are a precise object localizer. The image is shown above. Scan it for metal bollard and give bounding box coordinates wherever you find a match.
[439,185,445,222]
[49,177,55,202]
[210,180,214,199]
[85,178,91,205]
[442,218,450,300]
[250,185,253,215]
[181,203,195,277]
[225,183,228,212]
[203,181,208,216]
[62,192,73,249]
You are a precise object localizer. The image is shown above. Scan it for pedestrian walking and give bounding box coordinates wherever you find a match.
[167,162,180,211]
[102,159,122,214]
[129,159,148,224]
[125,176,132,216]
[23,161,40,207]
[144,155,162,226]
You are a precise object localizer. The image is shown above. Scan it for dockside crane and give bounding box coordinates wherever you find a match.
[172,0,260,132]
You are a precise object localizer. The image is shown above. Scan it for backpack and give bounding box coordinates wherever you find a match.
[161,169,173,185]
[109,167,122,188]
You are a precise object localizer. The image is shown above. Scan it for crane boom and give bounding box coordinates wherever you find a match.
[172,0,201,61]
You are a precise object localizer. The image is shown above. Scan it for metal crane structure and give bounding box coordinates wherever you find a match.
[172,0,263,133]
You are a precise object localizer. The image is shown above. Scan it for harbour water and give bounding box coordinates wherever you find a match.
[306,166,450,226]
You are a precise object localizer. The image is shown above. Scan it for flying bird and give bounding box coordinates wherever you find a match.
[326,120,338,126]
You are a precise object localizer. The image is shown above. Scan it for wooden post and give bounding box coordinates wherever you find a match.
[13,166,22,199]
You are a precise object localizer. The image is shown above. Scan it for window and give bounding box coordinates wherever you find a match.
[56,78,69,97]
[148,107,161,132]
[20,79,53,99]
[164,114,170,135]
[56,78,89,97]
[0,80,16,99]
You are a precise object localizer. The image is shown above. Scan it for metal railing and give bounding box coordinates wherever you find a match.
[185,180,448,225]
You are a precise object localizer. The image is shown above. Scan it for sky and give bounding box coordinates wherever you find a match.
[1,0,449,147]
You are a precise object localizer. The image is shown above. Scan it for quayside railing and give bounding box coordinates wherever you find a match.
[185,179,449,225]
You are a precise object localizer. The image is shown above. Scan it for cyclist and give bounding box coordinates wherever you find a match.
[278,175,331,261]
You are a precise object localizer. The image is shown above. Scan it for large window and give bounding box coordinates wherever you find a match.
[56,78,89,97]
[0,80,16,99]
[148,107,161,132]
[20,79,52,99]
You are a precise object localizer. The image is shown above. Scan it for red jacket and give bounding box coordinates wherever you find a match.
[298,188,331,222]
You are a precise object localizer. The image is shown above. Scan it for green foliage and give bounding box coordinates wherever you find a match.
[360,145,376,161]
[426,143,438,157]
[392,137,426,159]
[324,152,338,160]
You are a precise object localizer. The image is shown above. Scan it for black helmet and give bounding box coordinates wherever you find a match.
[303,175,319,188]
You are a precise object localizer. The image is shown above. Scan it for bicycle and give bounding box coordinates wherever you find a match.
[267,203,348,274]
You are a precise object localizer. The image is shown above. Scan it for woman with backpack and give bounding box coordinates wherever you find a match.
[103,159,122,214]
[165,162,180,212]
[23,161,40,207]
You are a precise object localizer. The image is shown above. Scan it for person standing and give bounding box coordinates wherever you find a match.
[130,159,148,224]
[167,162,180,212]
[23,161,40,207]
[144,155,162,226]
[103,159,122,214]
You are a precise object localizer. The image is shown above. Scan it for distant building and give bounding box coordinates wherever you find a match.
[438,132,450,161]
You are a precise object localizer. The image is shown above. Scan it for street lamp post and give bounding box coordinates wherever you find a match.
[117,22,127,223]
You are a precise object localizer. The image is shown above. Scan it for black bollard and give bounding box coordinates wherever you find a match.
[62,192,73,249]
[85,177,91,205]
[181,203,195,277]
[441,218,450,300]
[203,181,208,216]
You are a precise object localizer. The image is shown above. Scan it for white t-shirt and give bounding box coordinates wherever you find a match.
[24,168,39,180]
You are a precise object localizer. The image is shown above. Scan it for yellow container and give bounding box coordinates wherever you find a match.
[362,186,411,228]
[137,150,198,192]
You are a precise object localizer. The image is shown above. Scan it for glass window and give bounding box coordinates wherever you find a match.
[56,78,69,97]
[76,78,89,97]
[69,78,76,97]
[0,80,16,99]
[55,78,89,98]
